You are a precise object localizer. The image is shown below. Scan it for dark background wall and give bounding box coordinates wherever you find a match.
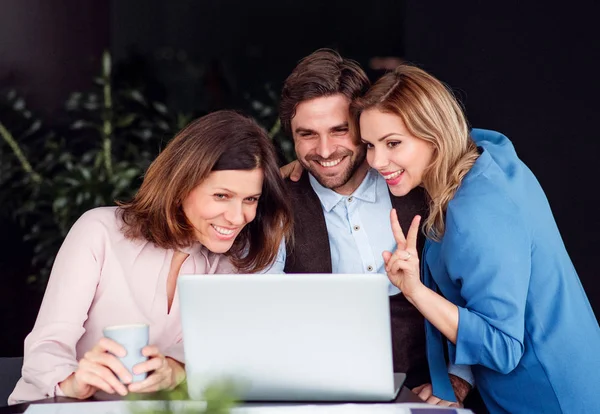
[403,1,600,314]
[1,1,598,357]
[109,0,407,114]
[0,0,109,117]
[0,0,110,357]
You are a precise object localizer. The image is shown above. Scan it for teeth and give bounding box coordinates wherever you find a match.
[385,169,405,180]
[212,225,235,235]
[318,158,343,167]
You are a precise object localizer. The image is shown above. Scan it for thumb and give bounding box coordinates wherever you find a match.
[291,161,303,181]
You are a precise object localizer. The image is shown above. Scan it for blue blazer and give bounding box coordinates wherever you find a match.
[423,129,600,413]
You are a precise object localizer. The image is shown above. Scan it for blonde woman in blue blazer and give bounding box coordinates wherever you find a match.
[352,65,600,413]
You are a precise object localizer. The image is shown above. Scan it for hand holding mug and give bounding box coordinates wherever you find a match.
[59,337,131,399]
[127,346,186,393]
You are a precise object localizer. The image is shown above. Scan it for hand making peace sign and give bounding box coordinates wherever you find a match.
[382,209,423,299]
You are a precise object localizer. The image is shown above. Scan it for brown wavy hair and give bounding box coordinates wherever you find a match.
[352,64,480,241]
[117,110,293,273]
[279,48,370,136]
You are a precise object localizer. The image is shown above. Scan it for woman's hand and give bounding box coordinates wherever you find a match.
[127,346,186,393]
[59,338,131,399]
[382,210,424,301]
[279,160,303,181]
[412,383,463,408]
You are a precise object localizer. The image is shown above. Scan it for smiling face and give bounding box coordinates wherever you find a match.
[291,95,368,195]
[181,169,263,253]
[359,108,434,197]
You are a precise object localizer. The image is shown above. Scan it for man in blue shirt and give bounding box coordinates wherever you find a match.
[267,49,474,407]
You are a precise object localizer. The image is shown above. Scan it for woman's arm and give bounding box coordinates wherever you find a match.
[19,209,110,398]
[383,212,460,342]
[408,287,459,343]
[385,196,530,375]
[441,202,530,374]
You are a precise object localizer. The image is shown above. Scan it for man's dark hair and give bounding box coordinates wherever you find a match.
[279,48,370,136]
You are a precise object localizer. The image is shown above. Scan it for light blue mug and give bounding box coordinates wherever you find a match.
[103,324,149,383]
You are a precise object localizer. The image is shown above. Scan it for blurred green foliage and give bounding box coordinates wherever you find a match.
[0,51,290,288]
[245,83,295,164]
[127,379,240,414]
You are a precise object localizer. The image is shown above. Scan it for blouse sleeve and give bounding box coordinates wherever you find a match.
[443,195,531,374]
[20,209,108,397]
[164,332,185,363]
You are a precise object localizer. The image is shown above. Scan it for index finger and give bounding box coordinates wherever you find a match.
[389,209,406,245]
[141,345,160,358]
[95,337,127,358]
[406,215,422,251]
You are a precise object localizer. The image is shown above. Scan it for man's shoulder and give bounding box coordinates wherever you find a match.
[284,176,306,189]
[284,171,316,197]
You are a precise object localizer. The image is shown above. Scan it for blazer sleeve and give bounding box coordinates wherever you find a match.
[20,210,107,398]
[443,195,531,374]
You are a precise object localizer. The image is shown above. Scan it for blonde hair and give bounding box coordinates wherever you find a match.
[351,64,479,240]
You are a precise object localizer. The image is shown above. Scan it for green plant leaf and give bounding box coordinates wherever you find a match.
[153,102,168,115]
[116,113,137,128]
[52,197,68,212]
[1,51,295,290]
[71,120,95,130]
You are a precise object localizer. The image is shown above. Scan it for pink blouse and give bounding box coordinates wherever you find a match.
[9,207,234,404]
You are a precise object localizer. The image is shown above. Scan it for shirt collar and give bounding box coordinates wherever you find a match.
[308,168,379,212]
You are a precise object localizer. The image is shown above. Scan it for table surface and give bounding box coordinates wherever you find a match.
[1,386,421,413]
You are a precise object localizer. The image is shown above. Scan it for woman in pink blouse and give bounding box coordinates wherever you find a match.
[9,110,293,404]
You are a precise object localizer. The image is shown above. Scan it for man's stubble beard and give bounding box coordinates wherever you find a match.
[300,145,367,191]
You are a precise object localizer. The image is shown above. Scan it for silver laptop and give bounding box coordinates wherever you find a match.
[177,273,405,402]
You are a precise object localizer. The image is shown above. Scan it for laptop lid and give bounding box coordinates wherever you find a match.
[178,273,400,401]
